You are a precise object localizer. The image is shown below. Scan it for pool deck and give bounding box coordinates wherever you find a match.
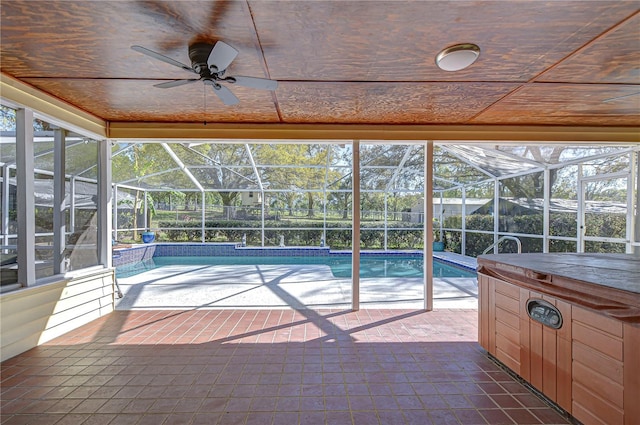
[434,251,477,270]
[115,251,478,310]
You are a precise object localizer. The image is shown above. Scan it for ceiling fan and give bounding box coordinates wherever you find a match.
[131,41,278,106]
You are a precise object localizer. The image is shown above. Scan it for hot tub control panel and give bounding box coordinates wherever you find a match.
[526,299,562,329]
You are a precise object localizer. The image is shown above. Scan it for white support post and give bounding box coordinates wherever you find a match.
[439,192,444,241]
[323,146,331,246]
[201,191,205,243]
[98,139,112,268]
[352,140,361,311]
[543,168,550,253]
[424,141,434,312]
[461,186,467,256]
[261,189,265,247]
[384,194,388,250]
[628,151,637,254]
[112,184,118,243]
[493,179,500,253]
[577,164,584,253]
[628,152,640,258]
[53,129,66,275]
[70,176,76,232]
[143,188,148,231]
[2,165,10,248]
[16,107,35,286]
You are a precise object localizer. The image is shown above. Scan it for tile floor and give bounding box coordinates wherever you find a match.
[1,309,571,425]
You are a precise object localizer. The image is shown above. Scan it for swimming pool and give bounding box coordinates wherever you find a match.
[116,254,476,279]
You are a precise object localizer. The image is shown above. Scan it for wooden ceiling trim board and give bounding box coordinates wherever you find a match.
[533,10,640,84]
[106,122,640,143]
[0,73,107,139]
[466,83,528,123]
[244,1,275,79]
[471,83,640,126]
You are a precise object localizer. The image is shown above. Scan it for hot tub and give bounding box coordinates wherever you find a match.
[477,253,640,425]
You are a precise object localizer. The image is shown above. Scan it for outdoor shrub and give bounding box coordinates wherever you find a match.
[464,214,494,231]
[549,239,577,253]
[549,213,577,237]
[156,211,626,255]
[387,229,424,249]
[585,213,626,238]
[464,233,494,257]
[326,228,352,249]
[507,214,543,235]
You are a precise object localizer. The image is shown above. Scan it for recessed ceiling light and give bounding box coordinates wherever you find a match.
[436,43,480,71]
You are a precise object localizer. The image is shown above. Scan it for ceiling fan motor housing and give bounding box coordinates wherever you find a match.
[189,42,215,75]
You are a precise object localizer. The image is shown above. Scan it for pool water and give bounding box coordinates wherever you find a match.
[329,256,474,278]
[116,255,476,279]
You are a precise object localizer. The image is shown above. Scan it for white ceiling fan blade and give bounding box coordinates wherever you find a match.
[211,83,239,106]
[131,45,194,73]
[154,79,199,88]
[229,76,278,91]
[208,41,238,73]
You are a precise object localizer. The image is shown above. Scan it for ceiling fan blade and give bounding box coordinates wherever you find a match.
[229,76,278,91]
[207,41,238,73]
[154,79,199,89]
[131,45,194,73]
[211,83,239,106]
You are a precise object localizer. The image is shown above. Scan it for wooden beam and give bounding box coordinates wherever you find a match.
[107,122,640,143]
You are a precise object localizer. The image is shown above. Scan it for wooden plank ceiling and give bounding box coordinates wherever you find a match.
[1,1,639,129]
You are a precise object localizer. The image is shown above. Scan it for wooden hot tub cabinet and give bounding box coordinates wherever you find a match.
[477,253,640,425]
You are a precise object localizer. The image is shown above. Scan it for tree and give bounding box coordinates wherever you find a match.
[359,144,424,220]
[254,144,332,217]
[327,175,352,219]
[500,171,546,199]
[499,146,630,201]
[112,144,179,238]
[326,146,353,219]
[185,144,255,209]
[1,105,16,131]
[499,146,564,199]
